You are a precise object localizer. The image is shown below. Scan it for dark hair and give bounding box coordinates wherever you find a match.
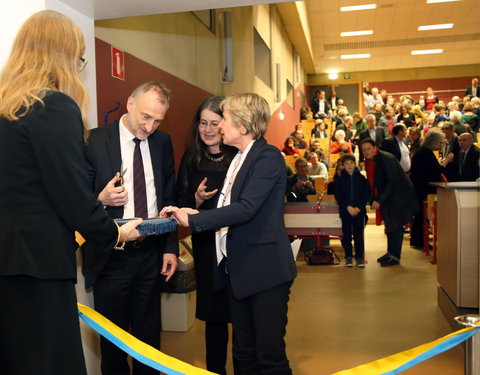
[184,96,228,167]
[284,136,296,147]
[340,154,356,165]
[392,124,406,135]
[360,138,376,147]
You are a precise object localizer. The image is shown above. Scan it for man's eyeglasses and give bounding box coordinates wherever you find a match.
[198,120,219,129]
[79,56,88,72]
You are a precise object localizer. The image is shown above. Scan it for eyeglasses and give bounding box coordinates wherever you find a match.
[198,120,219,129]
[79,56,88,72]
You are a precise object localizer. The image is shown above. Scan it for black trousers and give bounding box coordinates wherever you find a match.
[205,321,229,375]
[340,213,366,260]
[387,226,405,261]
[93,243,161,375]
[228,280,293,375]
[0,275,87,375]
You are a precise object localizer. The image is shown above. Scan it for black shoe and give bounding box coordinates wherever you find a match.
[380,257,400,267]
[377,253,389,263]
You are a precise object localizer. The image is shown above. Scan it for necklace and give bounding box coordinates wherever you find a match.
[203,149,224,162]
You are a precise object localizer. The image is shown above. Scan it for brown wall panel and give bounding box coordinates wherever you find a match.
[95,38,212,173]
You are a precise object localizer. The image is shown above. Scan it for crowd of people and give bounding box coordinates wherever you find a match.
[1,9,479,375]
[286,83,479,267]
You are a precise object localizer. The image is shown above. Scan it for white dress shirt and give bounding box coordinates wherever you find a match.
[396,137,411,172]
[119,115,158,219]
[215,140,255,264]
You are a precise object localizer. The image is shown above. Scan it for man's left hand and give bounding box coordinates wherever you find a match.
[161,253,178,282]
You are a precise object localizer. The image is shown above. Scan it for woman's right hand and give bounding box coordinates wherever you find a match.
[120,218,143,242]
[195,177,218,207]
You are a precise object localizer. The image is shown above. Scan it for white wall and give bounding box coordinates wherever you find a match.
[1,0,98,128]
[1,2,101,374]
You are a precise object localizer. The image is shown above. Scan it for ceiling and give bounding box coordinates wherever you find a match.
[304,0,480,74]
[61,0,480,75]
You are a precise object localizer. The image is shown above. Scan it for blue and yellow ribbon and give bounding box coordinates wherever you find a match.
[79,301,478,375]
[78,303,216,375]
[333,324,479,374]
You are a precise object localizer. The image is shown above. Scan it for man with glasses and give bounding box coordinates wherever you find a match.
[83,81,179,375]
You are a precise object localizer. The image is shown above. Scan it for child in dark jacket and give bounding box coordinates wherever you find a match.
[334,154,372,267]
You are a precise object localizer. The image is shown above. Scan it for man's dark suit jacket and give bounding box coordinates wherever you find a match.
[359,127,386,161]
[443,136,460,181]
[82,122,179,288]
[465,86,479,97]
[380,136,403,161]
[458,145,480,181]
[189,137,297,300]
[0,91,118,280]
[310,97,330,116]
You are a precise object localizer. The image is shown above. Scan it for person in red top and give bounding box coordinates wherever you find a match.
[424,87,439,112]
[330,129,353,154]
[281,136,300,155]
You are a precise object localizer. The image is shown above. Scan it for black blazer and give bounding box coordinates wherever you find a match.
[189,137,297,299]
[410,146,445,202]
[311,98,330,116]
[443,136,460,181]
[0,91,117,280]
[458,145,480,181]
[82,122,179,288]
[380,137,402,161]
[359,127,386,147]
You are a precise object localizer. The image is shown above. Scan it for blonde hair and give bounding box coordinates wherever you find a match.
[0,10,88,133]
[220,93,270,139]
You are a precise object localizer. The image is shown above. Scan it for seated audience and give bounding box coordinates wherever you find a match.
[336,98,349,114]
[460,103,479,133]
[411,105,427,128]
[311,119,328,138]
[330,129,353,154]
[449,110,468,136]
[300,106,313,120]
[282,136,300,156]
[370,102,384,124]
[333,108,348,127]
[294,129,308,149]
[286,158,316,202]
[457,133,480,181]
[335,115,354,142]
[433,104,449,125]
[307,152,328,179]
[396,104,416,127]
[364,87,383,113]
[378,106,395,137]
[353,112,367,134]
[291,123,304,138]
[326,161,345,195]
[304,139,323,159]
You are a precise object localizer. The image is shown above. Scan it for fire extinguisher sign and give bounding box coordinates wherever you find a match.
[111,46,125,81]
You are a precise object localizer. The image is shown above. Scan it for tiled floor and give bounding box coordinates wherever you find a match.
[161,222,465,374]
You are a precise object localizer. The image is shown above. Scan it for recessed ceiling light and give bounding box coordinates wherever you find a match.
[426,0,460,3]
[341,30,374,37]
[341,54,371,59]
[328,73,339,80]
[411,49,443,55]
[418,23,454,31]
[340,4,377,12]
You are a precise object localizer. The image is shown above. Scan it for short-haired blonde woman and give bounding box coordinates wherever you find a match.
[162,93,296,375]
[0,11,141,374]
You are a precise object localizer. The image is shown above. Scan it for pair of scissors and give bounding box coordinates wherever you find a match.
[115,161,128,188]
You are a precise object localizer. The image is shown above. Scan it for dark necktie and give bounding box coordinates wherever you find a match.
[133,138,148,218]
[459,151,466,176]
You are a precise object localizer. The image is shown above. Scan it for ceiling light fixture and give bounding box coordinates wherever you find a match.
[341,54,371,59]
[341,30,374,37]
[340,4,377,12]
[426,0,460,3]
[418,23,454,31]
[411,49,443,55]
[328,73,339,79]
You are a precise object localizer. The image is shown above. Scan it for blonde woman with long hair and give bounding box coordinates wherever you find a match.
[0,10,141,374]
